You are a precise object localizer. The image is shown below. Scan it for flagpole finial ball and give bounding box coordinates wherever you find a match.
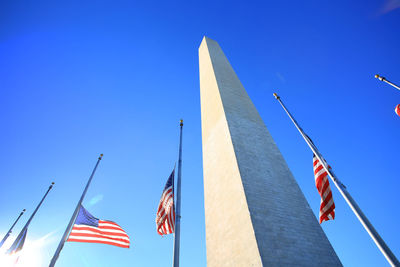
[52,182,55,185]
[99,154,104,159]
[375,74,380,79]
[180,119,183,126]
[273,93,280,99]
[23,209,26,212]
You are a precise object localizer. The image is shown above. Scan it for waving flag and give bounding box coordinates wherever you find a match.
[395,104,400,117]
[7,228,27,255]
[156,169,175,235]
[313,155,335,223]
[67,205,130,248]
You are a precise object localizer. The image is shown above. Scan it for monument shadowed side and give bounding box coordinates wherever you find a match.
[199,36,342,267]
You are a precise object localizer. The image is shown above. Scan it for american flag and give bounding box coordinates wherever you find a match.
[395,104,400,117]
[7,227,27,255]
[67,205,130,248]
[156,169,175,235]
[313,155,335,223]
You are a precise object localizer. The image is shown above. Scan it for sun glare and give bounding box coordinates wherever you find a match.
[0,232,54,267]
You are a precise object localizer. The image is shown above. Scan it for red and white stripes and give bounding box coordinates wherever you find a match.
[156,186,175,235]
[156,170,175,236]
[67,220,130,248]
[313,155,335,224]
[395,104,400,117]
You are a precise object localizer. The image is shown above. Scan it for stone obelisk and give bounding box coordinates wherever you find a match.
[199,36,342,266]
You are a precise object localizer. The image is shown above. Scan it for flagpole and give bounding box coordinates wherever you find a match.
[49,154,103,267]
[0,209,25,248]
[273,93,400,267]
[173,120,183,267]
[7,182,54,254]
[375,74,400,91]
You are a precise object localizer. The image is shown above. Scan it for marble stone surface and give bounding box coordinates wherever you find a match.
[199,36,342,267]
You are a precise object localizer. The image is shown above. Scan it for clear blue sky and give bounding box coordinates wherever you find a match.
[0,1,399,266]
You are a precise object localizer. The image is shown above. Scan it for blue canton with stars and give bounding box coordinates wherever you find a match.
[75,205,99,227]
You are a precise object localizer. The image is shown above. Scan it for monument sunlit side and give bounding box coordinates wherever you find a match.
[199,36,342,266]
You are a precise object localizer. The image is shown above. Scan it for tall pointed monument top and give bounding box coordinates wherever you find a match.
[199,38,342,266]
[200,36,226,53]
[200,35,215,44]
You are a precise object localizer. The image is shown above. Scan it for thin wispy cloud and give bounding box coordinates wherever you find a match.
[379,0,400,15]
[88,194,104,207]
[276,72,286,83]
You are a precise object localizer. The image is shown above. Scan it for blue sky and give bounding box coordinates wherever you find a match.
[0,0,399,266]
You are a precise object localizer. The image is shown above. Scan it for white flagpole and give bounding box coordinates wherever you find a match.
[173,120,183,267]
[375,74,400,91]
[0,209,25,248]
[273,93,400,267]
[49,154,103,267]
[7,183,54,254]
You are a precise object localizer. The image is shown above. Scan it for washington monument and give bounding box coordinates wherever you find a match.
[198,36,342,266]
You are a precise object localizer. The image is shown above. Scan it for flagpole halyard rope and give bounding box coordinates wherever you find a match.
[274,93,400,267]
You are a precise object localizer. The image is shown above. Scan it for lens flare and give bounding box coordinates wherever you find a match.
[0,231,55,267]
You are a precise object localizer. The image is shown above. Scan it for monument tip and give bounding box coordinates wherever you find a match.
[201,36,217,44]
